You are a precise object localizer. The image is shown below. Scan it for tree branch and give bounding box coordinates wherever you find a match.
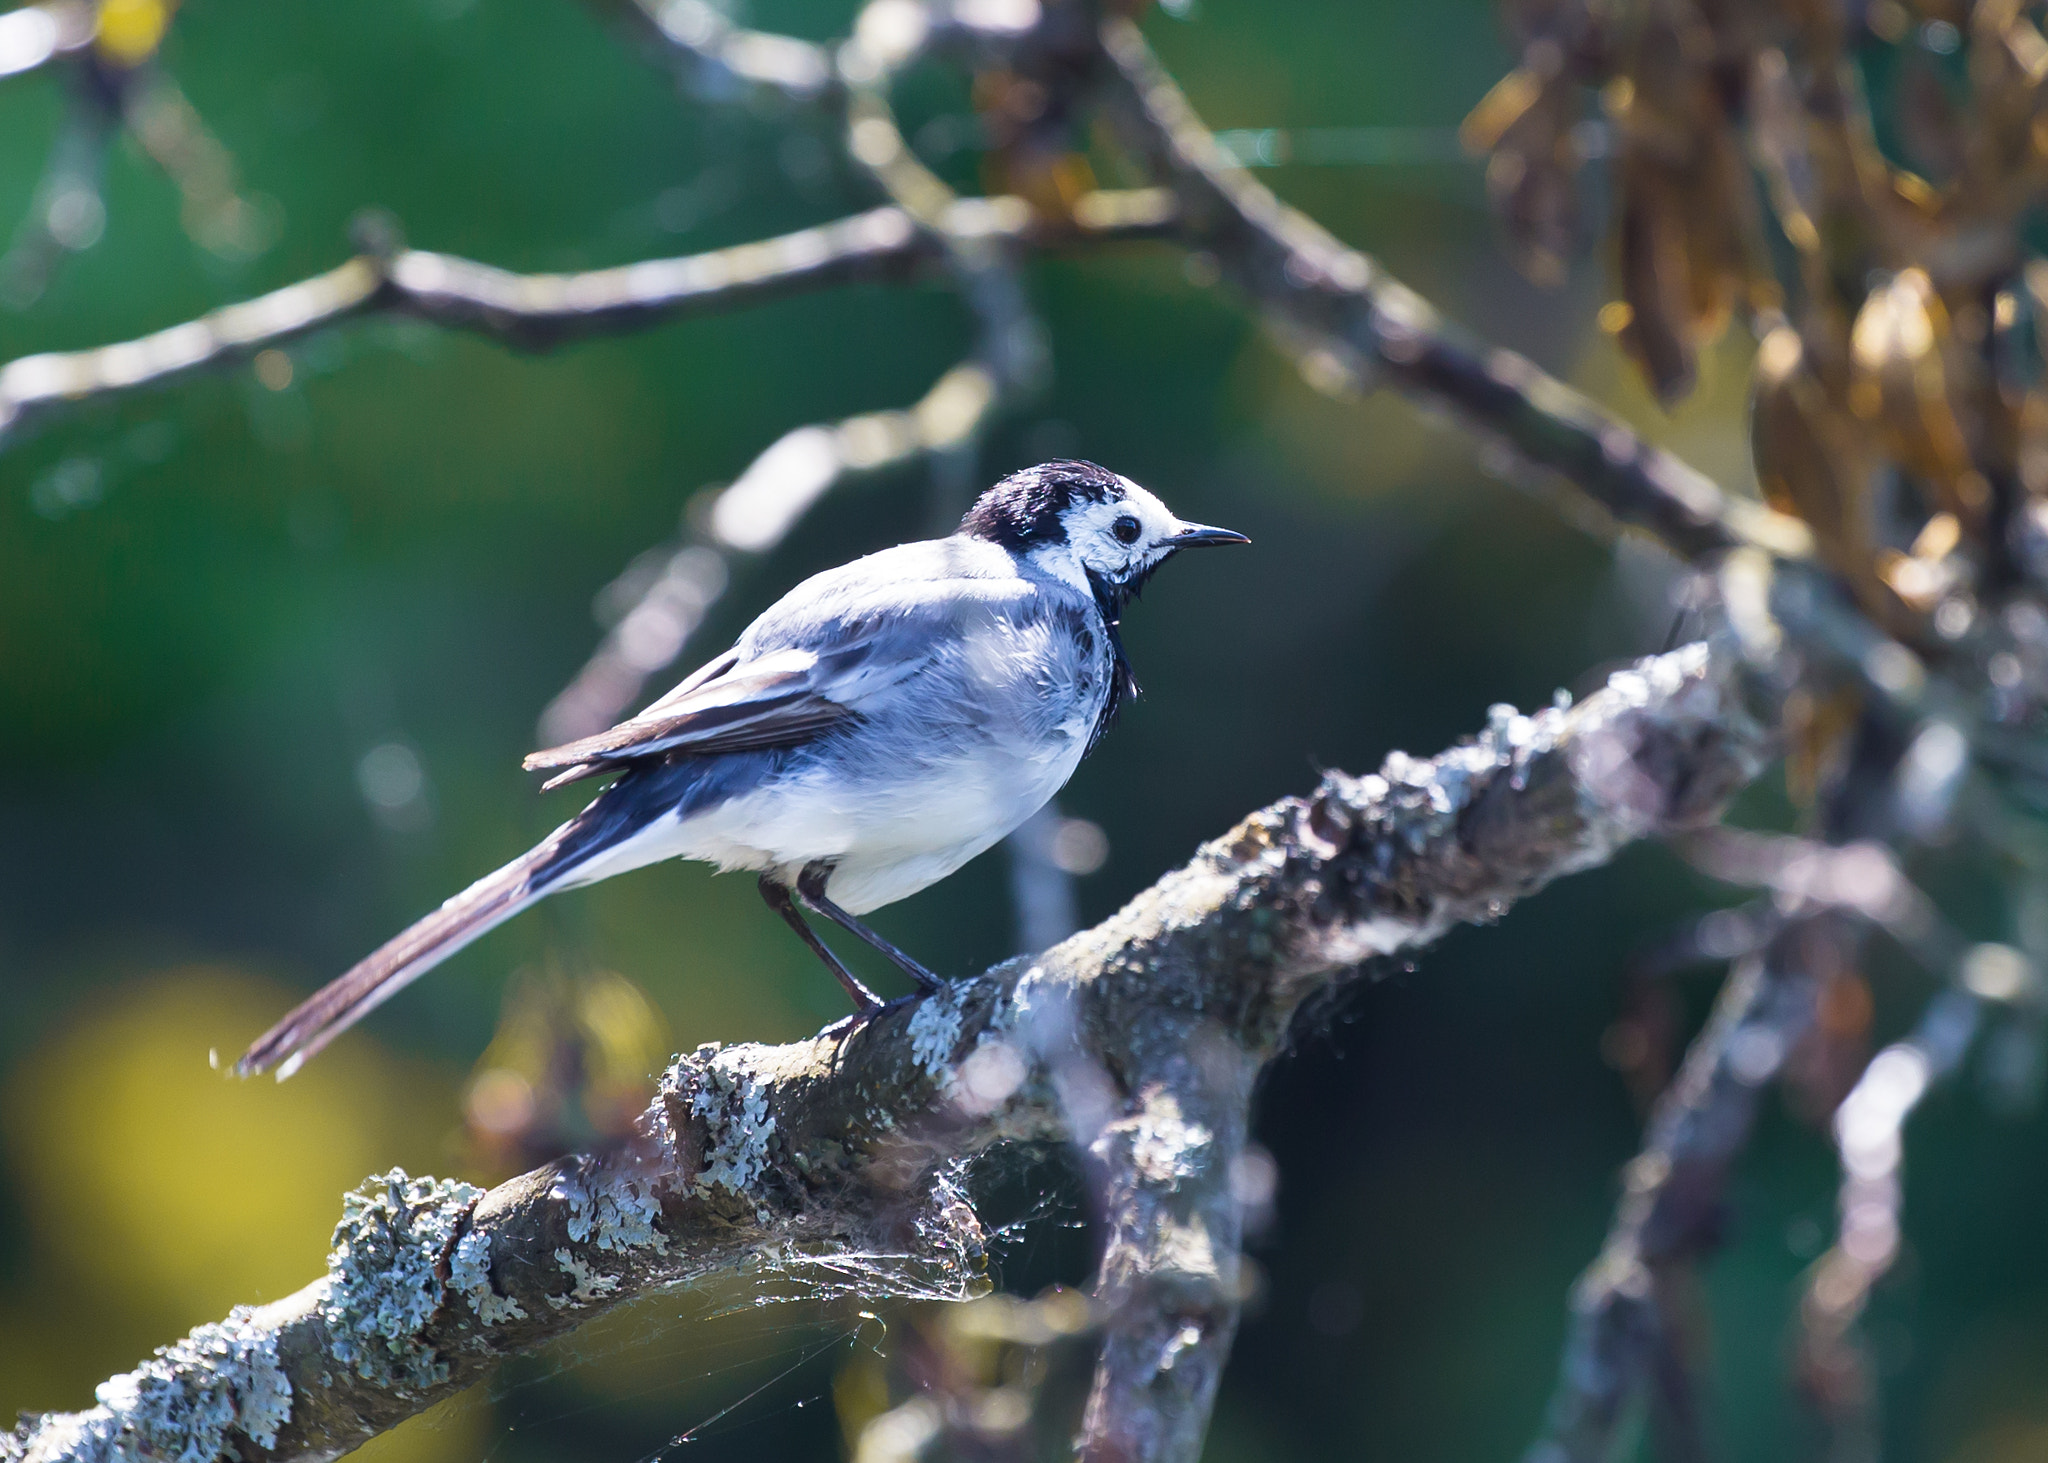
[592,0,837,106]
[0,190,1174,448]
[0,2,93,85]
[536,357,1009,743]
[1797,971,1997,1454]
[1089,16,1812,568]
[1527,917,1825,1463]
[4,640,1767,1463]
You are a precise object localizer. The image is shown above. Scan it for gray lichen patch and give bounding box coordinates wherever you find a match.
[1290,645,1752,969]
[448,1228,526,1326]
[556,1166,667,1255]
[549,1248,623,1308]
[1123,1089,1213,1188]
[681,1052,778,1196]
[906,986,966,1075]
[18,1306,290,1463]
[322,1169,483,1394]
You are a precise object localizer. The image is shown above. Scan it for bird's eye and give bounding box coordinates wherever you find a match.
[1111,514,1141,545]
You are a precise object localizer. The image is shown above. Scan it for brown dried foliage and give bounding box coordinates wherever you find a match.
[1470,0,2048,801]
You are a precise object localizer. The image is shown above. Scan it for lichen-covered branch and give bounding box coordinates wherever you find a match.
[0,190,1173,449]
[3,640,1767,1463]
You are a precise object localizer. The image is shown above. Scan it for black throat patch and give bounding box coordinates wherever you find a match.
[961,460,1153,755]
[1083,563,1158,755]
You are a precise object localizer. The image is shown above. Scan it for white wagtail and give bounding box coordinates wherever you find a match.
[237,460,1247,1078]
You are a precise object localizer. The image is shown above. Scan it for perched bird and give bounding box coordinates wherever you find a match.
[237,460,1247,1078]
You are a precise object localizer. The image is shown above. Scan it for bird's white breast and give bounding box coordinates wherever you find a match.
[564,564,1112,914]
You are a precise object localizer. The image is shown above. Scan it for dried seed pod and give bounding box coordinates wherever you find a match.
[1783,685,1866,809]
[1752,325,1881,578]
[1610,78,1762,402]
[1464,43,1585,287]
[1849,268,1991,529]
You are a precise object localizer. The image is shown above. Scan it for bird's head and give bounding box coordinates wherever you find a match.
[959,460,1248,613]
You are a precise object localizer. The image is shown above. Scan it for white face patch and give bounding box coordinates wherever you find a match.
[1054,478,1186,585]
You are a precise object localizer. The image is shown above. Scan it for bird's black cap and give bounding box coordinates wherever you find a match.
[959,460,1127,549]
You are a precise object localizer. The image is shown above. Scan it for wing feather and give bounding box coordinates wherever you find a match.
[525,546,1036,786]
[524,647,886,780]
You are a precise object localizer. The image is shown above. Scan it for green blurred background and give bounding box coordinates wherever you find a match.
[3,1,2046,1459]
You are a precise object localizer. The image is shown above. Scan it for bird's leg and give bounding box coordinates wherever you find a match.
[758,875,882,1014]
[795,863,944,996]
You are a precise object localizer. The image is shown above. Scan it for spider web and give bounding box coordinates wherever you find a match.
[438,1155,1088,1463]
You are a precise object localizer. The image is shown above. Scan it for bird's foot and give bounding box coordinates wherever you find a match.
[819,986,932,1048]
[794,865,946,996]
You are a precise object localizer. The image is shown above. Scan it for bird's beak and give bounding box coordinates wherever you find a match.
[1166,523,1252,548]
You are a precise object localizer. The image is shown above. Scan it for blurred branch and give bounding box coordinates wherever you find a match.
[2,642,1768,1463]
[1528,916,1829,1463]
[1008,801,1089,952]
[0,1,94,82]
[2,2,271,307]
[1795,935,2043,1458]
[537,356,1009,742]
[0,60,116,308]
[1679,826,1952,964]
[0,190,1172,448]
[1796,981,1985,1462]
[594,0,837,105]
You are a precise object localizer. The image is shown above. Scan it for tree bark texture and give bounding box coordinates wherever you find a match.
[5,640,1768,1463]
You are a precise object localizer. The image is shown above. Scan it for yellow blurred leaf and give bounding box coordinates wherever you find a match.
[94,0,171,66]
[1461,65,1547,154]
[3,967,458,1322]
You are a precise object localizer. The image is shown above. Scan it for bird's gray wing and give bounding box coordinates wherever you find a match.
[522,645,879,785]
[523,616,984,788]
[526,541,1040,787]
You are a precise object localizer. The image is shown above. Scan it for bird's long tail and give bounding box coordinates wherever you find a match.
[236,820,586,1079]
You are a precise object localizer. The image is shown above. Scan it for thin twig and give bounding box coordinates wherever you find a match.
[0,190,1172,448]
[0,64,116,309]
[595,0,837,106]
[1796,943,2034,1461]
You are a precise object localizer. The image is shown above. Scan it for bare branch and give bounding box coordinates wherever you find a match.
[0,1,93,84]
[537,357,1008,742]
[0,66,116,309]
[4,640,1767,1463]
[1679,827,1950,960]
[1090,16,1812,568]
[0,190,1174,449]
[1527,917,1828,1463]
[1796,951,2022,1457]
[593,0,837,106]
[1074,1029,1252,1463]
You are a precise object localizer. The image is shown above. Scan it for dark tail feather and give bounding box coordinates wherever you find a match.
[236,823,579,1079]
